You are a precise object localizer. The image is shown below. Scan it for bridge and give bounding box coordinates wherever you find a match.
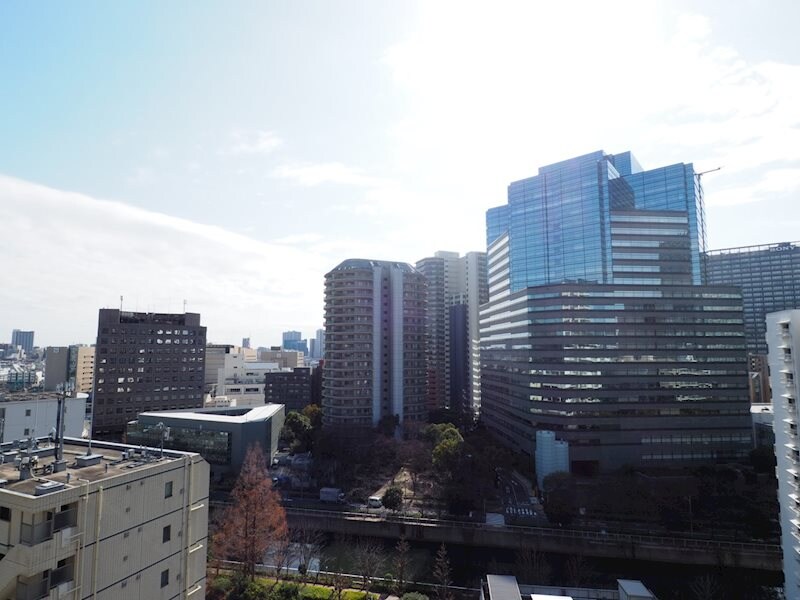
[283,507,782,572]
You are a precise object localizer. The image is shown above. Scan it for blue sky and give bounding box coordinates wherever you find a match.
[2,1,799,346]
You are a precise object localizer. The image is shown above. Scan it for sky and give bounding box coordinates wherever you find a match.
[1,1,799,347]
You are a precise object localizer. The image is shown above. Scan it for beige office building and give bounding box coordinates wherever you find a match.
[257,349,304,369]
[74,345,95,394]
[0,438,209,599]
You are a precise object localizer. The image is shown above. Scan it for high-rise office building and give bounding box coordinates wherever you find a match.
[282,330,308,355]
[314,328,325,360]
[767,310,800,600]
[416,251,488,419]
[323,259,427,429]
[242,336,251,349]
[706,241,800,356]
[10,329,34,355]
[91,309,207,438]
[481,150,752,472]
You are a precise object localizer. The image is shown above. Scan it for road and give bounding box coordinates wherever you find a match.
[496,468,548,526]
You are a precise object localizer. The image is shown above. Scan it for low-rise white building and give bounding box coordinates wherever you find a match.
[0,392,87,443]
[0,437,209,599]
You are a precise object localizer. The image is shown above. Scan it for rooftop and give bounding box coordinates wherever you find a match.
[0,437,193,497]
[137,403,284,424]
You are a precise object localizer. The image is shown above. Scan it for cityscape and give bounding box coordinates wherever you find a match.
[2,3,800,600]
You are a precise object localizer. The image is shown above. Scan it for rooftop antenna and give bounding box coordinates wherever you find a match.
[183,299,187,313]
[53,382,73,472]
[120,295,124,310]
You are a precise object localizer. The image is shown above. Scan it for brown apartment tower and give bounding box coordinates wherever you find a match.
[92,309,207,438]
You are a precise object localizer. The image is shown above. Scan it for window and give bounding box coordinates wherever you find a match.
[0,506,10,521]
[23,428,30,436]
[162,525,171,543]
[160,569,169,588]
[164,481,173,498]
[25,409,31,417]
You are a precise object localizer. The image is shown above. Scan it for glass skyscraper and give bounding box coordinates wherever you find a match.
[481,151,751,473]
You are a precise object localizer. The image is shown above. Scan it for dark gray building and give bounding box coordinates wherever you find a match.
[92,309,207,438]
[126,404,284,477]
[264,367,313,413]
[706,241,800,355]
[481,150,752,472]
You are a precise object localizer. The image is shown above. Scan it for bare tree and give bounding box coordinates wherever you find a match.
[690,574,722,600]
[212,443,288,581]
[515,546,551,585]
[293,519,325,584]
[564,554,591,588]
[432,544,454,600]
[355,538,386,599]
[394,536,412,594]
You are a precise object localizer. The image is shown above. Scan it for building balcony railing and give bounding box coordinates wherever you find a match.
[19,521,53,546]
[15,578,48,600]
[50,563,75,587]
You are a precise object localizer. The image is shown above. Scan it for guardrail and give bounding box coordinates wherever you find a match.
[281,506,781,556]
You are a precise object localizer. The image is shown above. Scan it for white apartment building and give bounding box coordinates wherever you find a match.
[0,437,209,600]
[213,349,279,407]
[0,392,87,443]
[768,310,800,600]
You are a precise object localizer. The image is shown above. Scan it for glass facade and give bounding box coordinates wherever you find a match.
[485,150,704,292]
[481,150,750,472]
[127,422,232,465]
[706,241,800,355]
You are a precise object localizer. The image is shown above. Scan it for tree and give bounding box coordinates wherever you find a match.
[382,486,404,512]
[432,544,454,600]
[355,538,386,599]
[302,404,323,432]
[292,519,325,584]
[542,472,577,526]
[515,547,551,585]
[281,411,313,453]
[394,536,412,594]
[212,443,288,581]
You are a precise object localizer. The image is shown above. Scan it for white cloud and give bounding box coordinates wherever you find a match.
[0,175,327,346]
[381,1,800,246]
[226,130,282,155]
[271,233,325,245]
[271,162,388,187]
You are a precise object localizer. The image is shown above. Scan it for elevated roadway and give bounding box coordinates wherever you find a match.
[282,506,782,572]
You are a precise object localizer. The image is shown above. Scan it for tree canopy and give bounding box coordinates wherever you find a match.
[212,444,288,580]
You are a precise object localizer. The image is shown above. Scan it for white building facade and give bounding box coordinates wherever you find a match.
[768,310,800,600]
[0,393,87,443]
[0,438,209,599]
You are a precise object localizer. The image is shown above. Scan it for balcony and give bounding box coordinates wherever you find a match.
[15,578,48,600]
[19,521,53,546]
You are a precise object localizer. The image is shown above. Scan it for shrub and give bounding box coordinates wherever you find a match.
[401,593,429,600]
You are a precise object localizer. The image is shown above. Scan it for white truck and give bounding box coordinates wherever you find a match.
[319,487,345,503]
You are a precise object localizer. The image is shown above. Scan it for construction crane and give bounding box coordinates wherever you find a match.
[695,166,722,182]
